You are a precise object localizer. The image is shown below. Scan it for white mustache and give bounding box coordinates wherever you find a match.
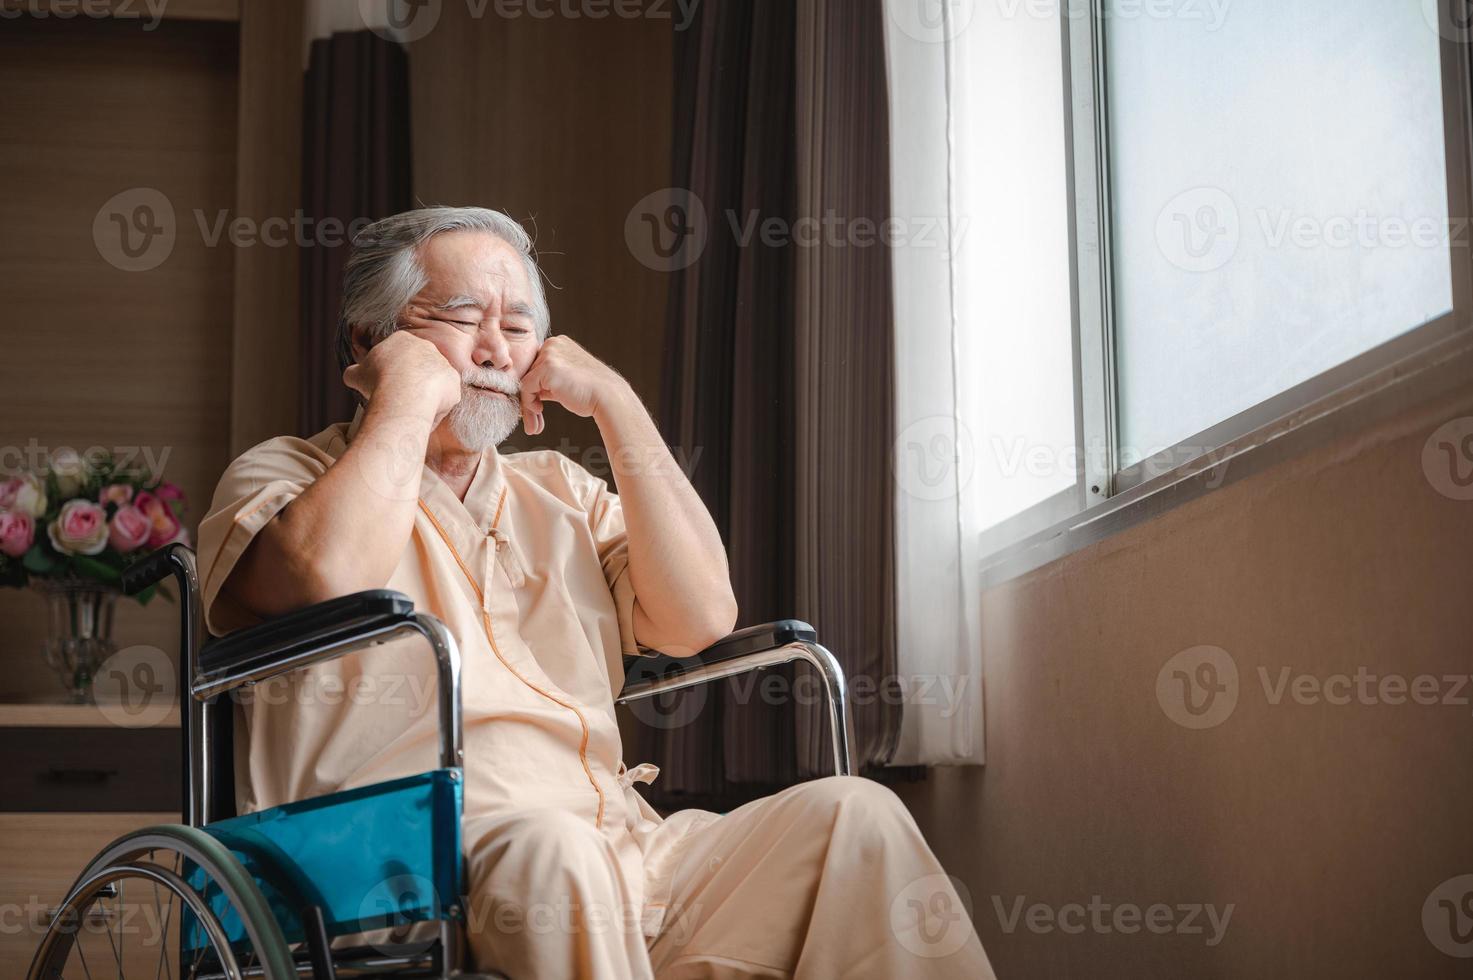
[462,369,520,398]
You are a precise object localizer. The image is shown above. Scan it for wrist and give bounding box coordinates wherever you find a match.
[592,378,644,431]
[367,379,442,426]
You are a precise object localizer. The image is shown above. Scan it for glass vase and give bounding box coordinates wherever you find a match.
[34,579,120,703]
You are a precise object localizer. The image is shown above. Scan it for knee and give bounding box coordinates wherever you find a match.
[790,775,915,827]
[468,809,617,889]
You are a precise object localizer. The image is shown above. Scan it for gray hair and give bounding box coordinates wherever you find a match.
[336,206,551,373]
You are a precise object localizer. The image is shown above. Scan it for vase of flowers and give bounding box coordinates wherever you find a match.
[0,448,189,702]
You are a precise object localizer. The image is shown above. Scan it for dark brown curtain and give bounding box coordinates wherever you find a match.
[298,31,412,437]
[635,0,902,810]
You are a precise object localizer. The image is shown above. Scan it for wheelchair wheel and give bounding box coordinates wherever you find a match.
[27,824,296,980]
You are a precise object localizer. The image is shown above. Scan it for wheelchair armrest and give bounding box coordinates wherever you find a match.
[195,590,417,695]
[629,619,818,678]
[617,620,854,776]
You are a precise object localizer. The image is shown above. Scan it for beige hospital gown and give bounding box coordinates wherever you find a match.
[197,411,994,978]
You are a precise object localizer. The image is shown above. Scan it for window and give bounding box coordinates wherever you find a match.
[945,0,1473,570]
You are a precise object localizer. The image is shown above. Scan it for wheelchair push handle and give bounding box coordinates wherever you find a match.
[123,542,195,596]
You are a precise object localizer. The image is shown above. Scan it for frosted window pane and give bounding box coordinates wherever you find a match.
[954,1,1077,533]
[1106,0,1454,459]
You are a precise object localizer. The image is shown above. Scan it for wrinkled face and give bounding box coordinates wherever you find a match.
[360,229,544,451]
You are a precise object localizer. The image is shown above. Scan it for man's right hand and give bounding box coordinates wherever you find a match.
[343,330,463,426]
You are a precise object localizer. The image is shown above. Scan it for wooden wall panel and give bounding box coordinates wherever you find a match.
[0,16,238,698]
[896,385,1473,978]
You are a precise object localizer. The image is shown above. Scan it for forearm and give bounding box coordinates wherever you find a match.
[226,394,432,616]
[595,383,737,654]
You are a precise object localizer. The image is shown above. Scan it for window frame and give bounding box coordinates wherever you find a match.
[973,0,1473,584]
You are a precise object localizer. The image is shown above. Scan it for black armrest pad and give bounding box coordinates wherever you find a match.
[198,590,416,679]
[626,619,817,680]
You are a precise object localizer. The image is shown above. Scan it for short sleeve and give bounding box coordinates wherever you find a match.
[196,436,333,636]
[559,456,646,658]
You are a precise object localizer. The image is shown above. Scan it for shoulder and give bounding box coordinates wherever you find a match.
[208,424,347,508]
[502,448,613,506]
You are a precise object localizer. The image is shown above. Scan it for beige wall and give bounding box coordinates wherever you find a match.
[896,378,1473,978]
[407,1,674,468]
[0,16,239,698]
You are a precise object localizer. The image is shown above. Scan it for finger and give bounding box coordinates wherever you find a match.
[519,362,546,414]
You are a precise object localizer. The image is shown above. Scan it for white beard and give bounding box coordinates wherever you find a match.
[446,386,521,451]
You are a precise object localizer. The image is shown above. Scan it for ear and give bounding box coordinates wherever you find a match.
[348,323,373,363]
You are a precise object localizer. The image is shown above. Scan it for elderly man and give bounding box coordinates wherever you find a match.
[198,206,993,978]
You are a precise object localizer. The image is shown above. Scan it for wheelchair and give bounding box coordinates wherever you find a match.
[26,542,856,979]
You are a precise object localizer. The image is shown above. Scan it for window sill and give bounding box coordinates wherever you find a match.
[977,323,1473,591]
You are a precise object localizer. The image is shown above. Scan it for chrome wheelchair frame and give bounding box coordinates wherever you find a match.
[30,542,855,979]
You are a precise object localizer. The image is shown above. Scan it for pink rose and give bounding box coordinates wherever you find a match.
[48,499,109,556]
[0,511,34,558]
[99,483,135,506]
[135,492,184,550]
[154,482,185,503]
[108,504,151,552]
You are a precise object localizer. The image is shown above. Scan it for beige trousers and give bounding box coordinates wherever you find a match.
[464,775,995,978]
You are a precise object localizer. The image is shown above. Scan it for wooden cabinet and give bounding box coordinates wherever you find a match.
[0,704,182,977]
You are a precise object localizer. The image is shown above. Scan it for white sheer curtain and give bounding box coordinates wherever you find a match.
[884,0,1074,765]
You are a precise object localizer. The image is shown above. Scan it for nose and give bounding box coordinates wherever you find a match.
[473,323,514,372]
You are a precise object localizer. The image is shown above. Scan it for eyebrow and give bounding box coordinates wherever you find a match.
[505,301,536,321]
[432,295,484,312]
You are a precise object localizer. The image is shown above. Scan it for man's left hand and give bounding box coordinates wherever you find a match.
[518,336,629,436]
